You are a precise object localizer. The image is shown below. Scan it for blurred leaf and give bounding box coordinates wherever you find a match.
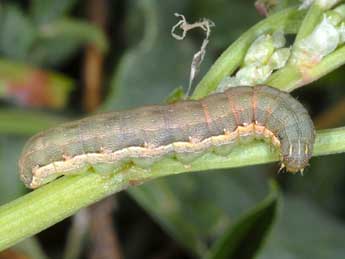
[0,2,106,67]
[30,18,107,66]
[0,109,63,135]
[0,249,27,259]
[190,0,260,50]
[286,153,345,216]
[198,0,305,47]
[271,0,301,13]
[206,181,279,259]
[0,136,27,205]
[0,59,73,108]
[278,67,345,216]
[254,0,301,15]
[102,0,212,110]
[62,209,88,259]
[129,169,270,254]
[30,0,78,24]
[0,5,36,60]
[13,237,47,259]
[257,196,345,258]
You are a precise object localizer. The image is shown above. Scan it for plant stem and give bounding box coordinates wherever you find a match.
[0,126,344,251]
[267,45,345,91]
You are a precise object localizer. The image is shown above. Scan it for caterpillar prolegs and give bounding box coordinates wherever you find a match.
[19,85,315,188]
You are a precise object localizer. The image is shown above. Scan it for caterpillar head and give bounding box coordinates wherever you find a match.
[282,141,313,174]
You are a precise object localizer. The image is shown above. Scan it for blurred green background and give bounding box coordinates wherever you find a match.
[1,0,345,258]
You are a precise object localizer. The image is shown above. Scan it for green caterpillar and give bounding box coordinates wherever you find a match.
[19,85,315,189]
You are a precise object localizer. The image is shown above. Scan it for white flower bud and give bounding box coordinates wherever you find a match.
[268,48,291,70]
[272,31,286,48]
[292,15,339,64]
[255,65,273,84]
[216,76,241,92]
[244,35,275,66]
[236,64,272,85]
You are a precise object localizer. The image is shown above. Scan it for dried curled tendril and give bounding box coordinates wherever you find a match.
[171,13,215,97]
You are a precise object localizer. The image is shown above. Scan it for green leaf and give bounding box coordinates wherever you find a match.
[30,18,108,66]
[102,0,212,110]
[286,142,345,215]
[0,4,36,60]
[0,3,106,67]
[30,0,78,24]
[129,169,270,255]
[191,0,260,49]
[0,109,63,135]
[257,196,345,258]
[206,181,279,259]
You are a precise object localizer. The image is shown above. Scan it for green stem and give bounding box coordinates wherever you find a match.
[0,127,344,251]
[267,44,345,91]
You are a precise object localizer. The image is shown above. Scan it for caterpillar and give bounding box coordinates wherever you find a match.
[19,85,315,189]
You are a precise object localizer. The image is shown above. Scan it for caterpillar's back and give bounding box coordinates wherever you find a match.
[19,85,315,188]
